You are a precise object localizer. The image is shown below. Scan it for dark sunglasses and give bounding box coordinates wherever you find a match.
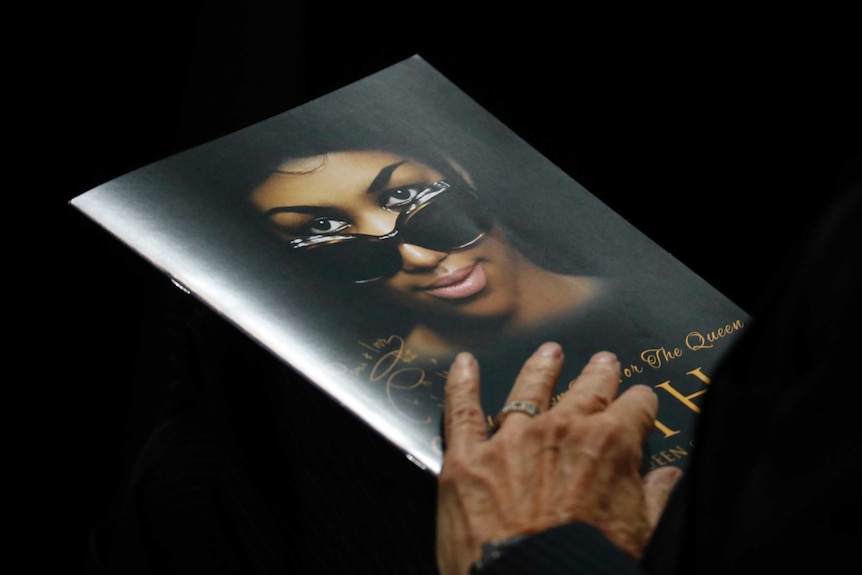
[288,180,492,283]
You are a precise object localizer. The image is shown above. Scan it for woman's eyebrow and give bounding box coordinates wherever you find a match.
[263,159,409,216]
[367,160,408,194]
[264,205,339,217]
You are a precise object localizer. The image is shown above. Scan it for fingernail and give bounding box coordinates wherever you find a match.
[538,341,563,357]
[589,351,617,364]
[453,351,474,368]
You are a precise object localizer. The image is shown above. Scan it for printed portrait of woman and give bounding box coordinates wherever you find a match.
[250,146,608,360]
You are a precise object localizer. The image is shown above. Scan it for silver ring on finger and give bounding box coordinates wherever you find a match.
[492,400,542,431]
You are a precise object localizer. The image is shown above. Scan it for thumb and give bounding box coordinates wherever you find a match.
[642,466,683,529]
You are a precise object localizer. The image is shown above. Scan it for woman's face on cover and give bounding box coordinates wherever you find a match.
[251,150,526,321]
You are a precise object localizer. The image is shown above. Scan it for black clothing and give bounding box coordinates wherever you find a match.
[647,156,862,573]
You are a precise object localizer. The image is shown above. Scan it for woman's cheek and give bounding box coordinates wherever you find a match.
[369,280,422,309]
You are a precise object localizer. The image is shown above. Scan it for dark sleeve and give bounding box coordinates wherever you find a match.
[471,522,644,575]
[642,155,862,575]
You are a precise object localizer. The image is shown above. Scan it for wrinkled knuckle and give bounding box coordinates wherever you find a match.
[449,404,484,424]
[593,412,637,445]
[528,412,570,441]
[572,393,611,414]
[588,393,613,412]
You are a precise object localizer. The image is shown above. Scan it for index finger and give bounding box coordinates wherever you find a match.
[443,352,488,455]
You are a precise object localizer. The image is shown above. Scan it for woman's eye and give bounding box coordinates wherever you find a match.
[306,217,350,236]
[381,185,423,209]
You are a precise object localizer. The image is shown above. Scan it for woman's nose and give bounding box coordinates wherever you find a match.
[397,242,447,271]
[362,211,398,236]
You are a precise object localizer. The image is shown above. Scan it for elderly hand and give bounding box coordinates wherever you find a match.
[435,342,682,575]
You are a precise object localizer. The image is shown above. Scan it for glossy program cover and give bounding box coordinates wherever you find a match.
[69,55,747,475]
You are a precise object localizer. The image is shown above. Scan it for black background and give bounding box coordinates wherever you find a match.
[36,2,860,568]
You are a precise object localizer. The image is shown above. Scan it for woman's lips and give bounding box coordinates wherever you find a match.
[422,263,487,299]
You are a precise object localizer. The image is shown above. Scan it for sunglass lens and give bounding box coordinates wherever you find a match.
[402,191,490,251]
